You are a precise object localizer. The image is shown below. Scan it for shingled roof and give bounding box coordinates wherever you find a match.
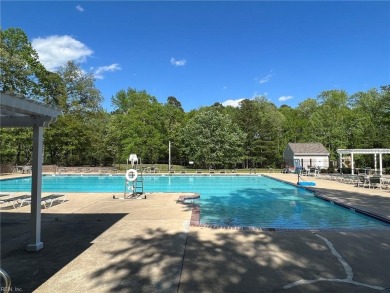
[288,143,329,155]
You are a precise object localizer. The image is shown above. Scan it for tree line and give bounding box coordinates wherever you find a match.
[1,28,389,171]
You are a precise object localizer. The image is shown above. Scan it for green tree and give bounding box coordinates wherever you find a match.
[379,85,390,146]
[44,114,91,166]
[176,109,246,168]
[351,88,388,148]
[109,88,167,164]
[0,128,32,164]
[0,27,64,104]
[57,61,103,113]
[232,97,284,168]
[309,90,352,160]
[0,27,40,96]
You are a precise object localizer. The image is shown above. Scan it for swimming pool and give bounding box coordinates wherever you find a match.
[1,175,389,230]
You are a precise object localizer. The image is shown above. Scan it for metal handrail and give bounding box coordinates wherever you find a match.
[0,268,12,293]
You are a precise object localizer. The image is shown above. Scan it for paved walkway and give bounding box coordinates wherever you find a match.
[0,173,389,292]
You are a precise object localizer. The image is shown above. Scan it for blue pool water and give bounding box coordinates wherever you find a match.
[1,175,389,230]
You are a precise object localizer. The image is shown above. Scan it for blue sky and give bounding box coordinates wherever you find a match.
[2,1,389,112]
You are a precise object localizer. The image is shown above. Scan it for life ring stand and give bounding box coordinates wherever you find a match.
[126,169,138,182]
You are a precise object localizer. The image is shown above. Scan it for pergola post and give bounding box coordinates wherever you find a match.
[26,125,44,252]
[374,154,377,174]
[379,153,383,175]
[351,153,354,175]
[339,153,342,173]
[1,92,61,252]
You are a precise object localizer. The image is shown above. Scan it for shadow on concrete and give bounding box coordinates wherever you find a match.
[178,229,390,292]
[311,187,390,219]
[1,212,127,292]
[90,227,188,292]
[2,217,389,292]
[86,225,390,292]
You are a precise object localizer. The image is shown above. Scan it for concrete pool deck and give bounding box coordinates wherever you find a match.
[0,173,389,292]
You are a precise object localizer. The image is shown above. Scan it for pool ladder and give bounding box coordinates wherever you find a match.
[0,268,11,293]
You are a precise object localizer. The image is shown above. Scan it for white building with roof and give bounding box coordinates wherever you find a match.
[283,143,330,170]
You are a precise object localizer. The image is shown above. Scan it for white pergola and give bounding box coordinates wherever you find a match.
[1,92,61,251]
[337,148,390,175]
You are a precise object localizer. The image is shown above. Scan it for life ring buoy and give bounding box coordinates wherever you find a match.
[126,169,138,182]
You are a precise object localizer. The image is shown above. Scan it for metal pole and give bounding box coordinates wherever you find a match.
[169,141,171,172]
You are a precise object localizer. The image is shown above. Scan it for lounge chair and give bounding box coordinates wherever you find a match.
[343,174,359,185]
[355,174,369,188]
[42,194,66,208]
[22,166,32,174]
[196,169,202,174]
[369,175,382,189]
[381,177,390,190]
[0,193,11,199]
[0,193,12,205]
[1,194,31,209]
[21,194,66,208]
[209,168,215,174]
[307,167,319,177]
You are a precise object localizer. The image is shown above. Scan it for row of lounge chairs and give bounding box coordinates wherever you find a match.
[57,167,118,174]
[315,173,390,190]
[12,165,32,174]
[169,168,236,174]
[0,193,66,209]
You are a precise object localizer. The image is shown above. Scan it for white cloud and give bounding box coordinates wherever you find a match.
[94,63,121,79]
[252,92,268,99]
[170,57,186,66]
[259,73,272,84]
[278,96,293,102]
[32,35,93,71]
[222,98,245,108]
[76,5,84,12]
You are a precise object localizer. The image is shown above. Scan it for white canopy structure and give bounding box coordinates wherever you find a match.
[337,148,390,175]
[1,92,61,251]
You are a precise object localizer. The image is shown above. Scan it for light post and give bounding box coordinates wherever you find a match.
[168,141,171,172]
